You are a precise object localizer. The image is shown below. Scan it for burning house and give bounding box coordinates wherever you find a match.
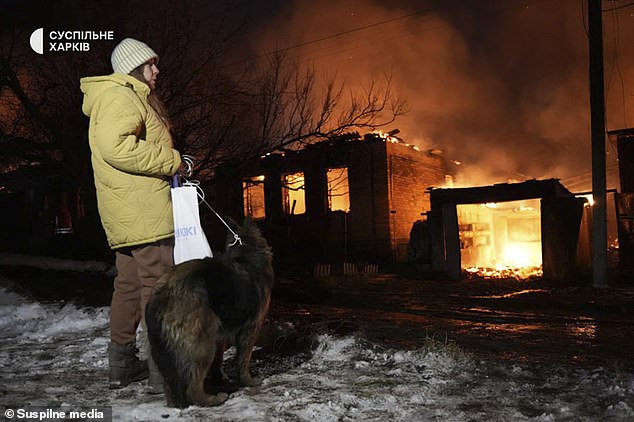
[427,179,588,281]
[213,131,455,268]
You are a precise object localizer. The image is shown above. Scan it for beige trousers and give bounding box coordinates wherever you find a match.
[110,238,174,345]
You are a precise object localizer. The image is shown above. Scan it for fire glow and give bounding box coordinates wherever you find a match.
[458,199,543,280]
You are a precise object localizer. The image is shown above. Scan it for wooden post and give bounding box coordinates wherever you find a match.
[442,203,461,280]
[589,0,608,287]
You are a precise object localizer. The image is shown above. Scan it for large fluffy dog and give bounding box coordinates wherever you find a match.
[145,218,274,408]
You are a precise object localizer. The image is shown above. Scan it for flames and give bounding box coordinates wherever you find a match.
[458,199,543,280]
[371,129,401,143]
[464,265,543,281]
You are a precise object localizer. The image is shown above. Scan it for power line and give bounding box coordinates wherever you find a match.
[225,0,555,69]
[294,19,442,67]
[222,9,431,68]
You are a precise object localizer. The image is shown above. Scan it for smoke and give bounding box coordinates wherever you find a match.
[248,0,634,191]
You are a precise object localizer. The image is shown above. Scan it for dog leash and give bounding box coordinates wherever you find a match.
[174,175,242,247]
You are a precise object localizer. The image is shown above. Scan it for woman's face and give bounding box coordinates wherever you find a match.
[143,58,159,89]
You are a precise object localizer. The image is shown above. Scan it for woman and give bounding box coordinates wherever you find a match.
[80,38,181,391]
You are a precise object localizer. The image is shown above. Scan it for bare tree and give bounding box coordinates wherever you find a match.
[187,50,407,178]
[1,0,407,184]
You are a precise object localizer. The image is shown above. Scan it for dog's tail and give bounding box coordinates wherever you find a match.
[145,291,191,408]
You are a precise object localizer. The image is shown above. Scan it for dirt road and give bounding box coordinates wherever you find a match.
[271,274,634,368]
[2,263,633,368]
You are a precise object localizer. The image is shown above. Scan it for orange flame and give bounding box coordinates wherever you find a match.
[458,199,542,280]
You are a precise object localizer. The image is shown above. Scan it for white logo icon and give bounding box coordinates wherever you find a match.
[30,28,44,54]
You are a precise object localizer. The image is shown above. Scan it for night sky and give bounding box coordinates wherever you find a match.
[244,0,633,189]
[2,0,633,191]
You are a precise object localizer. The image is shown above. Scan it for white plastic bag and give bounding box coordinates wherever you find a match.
[171,182,212,264]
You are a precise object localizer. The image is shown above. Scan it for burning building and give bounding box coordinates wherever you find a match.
[214,133,610,281]
[427,179,587,281]
[213,131,455,267]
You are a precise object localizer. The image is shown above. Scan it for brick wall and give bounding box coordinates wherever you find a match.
[386,143,448,261]
[346,141,391,261]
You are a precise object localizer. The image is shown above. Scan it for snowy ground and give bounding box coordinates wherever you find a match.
[1,276,634,422]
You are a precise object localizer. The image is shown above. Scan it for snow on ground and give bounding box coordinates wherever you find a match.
[0,253,116,276]
[1,278,634,421]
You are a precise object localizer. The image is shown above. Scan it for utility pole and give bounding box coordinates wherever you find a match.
[588,0,608,287]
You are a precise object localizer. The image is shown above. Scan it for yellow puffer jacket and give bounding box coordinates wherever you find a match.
[80,73,181,249]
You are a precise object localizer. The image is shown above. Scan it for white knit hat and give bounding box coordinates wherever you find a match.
[111,38,159,75]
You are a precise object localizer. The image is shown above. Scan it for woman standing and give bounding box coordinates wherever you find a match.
[80,38,181,390]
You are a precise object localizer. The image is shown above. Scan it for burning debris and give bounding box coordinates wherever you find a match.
[464,265,543,281]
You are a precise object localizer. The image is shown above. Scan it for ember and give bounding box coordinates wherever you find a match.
[464,265,543,281]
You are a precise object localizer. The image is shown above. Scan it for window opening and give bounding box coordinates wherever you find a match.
[282,172,306,215]
[243,176,266,219]
[326,167,350,212]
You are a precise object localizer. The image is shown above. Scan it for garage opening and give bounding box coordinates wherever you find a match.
[457,199,542,278]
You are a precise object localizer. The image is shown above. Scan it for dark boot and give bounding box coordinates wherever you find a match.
[146,351,164,395]
[108,342,149,389]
